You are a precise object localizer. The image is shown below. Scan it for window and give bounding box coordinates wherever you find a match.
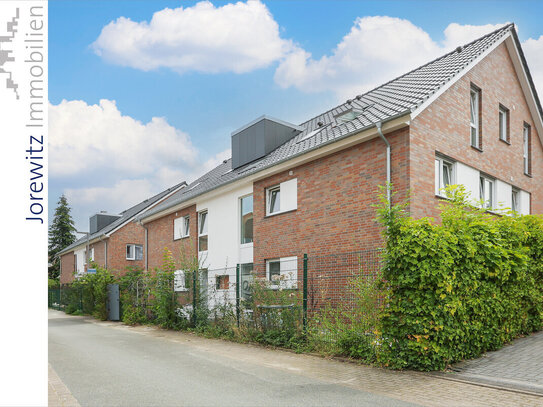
[524,124,531,175]
[267,186,280,214]
[267,260,281,284]
[265,179,297,216]
[215,275,230,290]
[240,195,253,244]
[174,270,189,292]
[126,244,143,261]
[479,175,494,209]
[198,211,208,252]
[266,257,298,289]
[434,156,455,196]
[499,105,510,143]
[174,215,190,240]
[335,109,362,124]
[73,254,77,273]
[512,188,520,212]
[470,86,481,148]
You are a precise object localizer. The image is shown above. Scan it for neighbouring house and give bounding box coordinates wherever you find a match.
[135,24,541,304]
[58,182,187,284]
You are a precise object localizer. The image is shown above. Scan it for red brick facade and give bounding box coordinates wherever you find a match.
[107,221,146,273]
[60,252,75,285]
[252,128,409,266]
[146,204,198,271]
[410,42,542,218]
[61,42,542,282]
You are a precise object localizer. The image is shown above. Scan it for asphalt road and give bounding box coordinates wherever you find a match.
[49,310,417,407]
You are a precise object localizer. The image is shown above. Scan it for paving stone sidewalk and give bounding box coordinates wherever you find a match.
[442,331,543,395]
[49,363,81,407]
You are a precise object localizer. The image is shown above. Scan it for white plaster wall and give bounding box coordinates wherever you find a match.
[196,183,254,310]
[456,162,480,204]
[197,183,253,270]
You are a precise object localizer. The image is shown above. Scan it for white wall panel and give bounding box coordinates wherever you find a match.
[496,180,512,211]
[281,178,298,212]
[456,162,480,204]
[74,248,86,274]
[520,191,531,215]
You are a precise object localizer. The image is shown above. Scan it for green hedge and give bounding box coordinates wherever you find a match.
[377,187,543,370]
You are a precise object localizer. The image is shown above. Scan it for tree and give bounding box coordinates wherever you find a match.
[48,195,77,280]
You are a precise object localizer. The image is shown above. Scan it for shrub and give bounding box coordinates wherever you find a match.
[377,186,543,370]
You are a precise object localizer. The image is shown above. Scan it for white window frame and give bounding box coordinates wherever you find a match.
[126,244,143,261]
[434,156,455,197]
[174,270,188,292]
[470,86,480,148]
[479,175,495,210]
[266,185,281,215]
[198,210,208,252]
[499,106,508,142]
[266,257,298,290]
[174,215,190,240]
[265,179,297,216]
[89,247,94,262]
[511,188,520,213]
[523,124,530,175]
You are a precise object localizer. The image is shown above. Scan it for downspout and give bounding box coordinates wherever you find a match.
[139,220,149,271]
[376,121,391,206]
[103,238,108,269]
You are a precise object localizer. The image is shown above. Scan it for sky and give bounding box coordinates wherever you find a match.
[48,0,543,233]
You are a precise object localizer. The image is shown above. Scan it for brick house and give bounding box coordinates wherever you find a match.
[58,182,186,284]
[136,24,541,299]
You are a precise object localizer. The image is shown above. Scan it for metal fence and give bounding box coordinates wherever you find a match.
[49,249,383,347]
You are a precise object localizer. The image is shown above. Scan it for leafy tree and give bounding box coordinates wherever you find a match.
[48,195,77,280]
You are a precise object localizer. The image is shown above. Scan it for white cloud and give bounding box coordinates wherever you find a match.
[442,23,506,50]
[274,16,442,99]
[65,179,155,215]
[50,99,229,231]
[49,99,197,177]
[91,0,293,74]
[274,18,518,100]
[522,35,543,97]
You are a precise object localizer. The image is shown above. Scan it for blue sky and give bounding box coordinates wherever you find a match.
[49,0,543,232]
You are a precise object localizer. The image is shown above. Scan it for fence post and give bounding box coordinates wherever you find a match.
[192,270,197,327]
[303,254,308,332]
[236,264,240,327]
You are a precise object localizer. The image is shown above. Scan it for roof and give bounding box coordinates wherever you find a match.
[140,23,541,222]
[59,181,187,254]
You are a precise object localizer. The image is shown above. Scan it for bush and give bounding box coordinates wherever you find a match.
[70,266,116,320]
[377,186,543,370]
[119,268,150,325]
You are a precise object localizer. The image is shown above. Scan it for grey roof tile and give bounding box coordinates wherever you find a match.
[59,181,187,254]
[141,24,540,221]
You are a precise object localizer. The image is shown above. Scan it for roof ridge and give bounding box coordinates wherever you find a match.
[118,181,186,215]
[299,23,513,127]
